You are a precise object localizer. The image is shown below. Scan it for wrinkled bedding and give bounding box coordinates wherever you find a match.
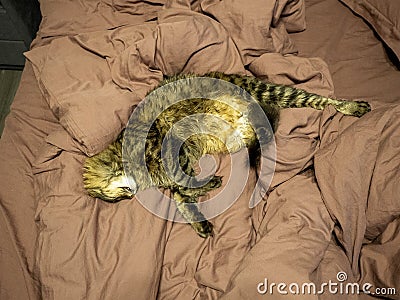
[0,0,399,299]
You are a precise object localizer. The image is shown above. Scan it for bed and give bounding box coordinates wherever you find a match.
[0,0,399,299]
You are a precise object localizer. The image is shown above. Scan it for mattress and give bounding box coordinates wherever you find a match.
[0,0,399,299]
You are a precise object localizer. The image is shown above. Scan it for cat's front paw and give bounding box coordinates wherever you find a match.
[205,175,222,190]
[191,220,214,238]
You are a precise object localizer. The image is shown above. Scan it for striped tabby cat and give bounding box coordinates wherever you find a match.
[83,72,371,238]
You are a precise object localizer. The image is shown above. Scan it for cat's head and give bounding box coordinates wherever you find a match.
[82,139,137,202]
[83,170,137,202]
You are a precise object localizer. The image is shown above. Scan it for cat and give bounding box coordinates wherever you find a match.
[83,72,371,238]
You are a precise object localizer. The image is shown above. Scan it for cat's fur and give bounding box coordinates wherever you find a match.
[83,72,371,238]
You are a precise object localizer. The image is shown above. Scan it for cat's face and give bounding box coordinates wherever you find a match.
[100,174,136,202]
[84,170,137,202]
[83,150,138,202]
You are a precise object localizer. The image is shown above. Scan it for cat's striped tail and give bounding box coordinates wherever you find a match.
[207,72,371,118]
[260,83,371,117]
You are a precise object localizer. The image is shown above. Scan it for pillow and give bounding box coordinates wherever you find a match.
[340,0,400,59]
[37,0,164,38]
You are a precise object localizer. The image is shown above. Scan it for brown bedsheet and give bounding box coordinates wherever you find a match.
[0,0,399,299]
